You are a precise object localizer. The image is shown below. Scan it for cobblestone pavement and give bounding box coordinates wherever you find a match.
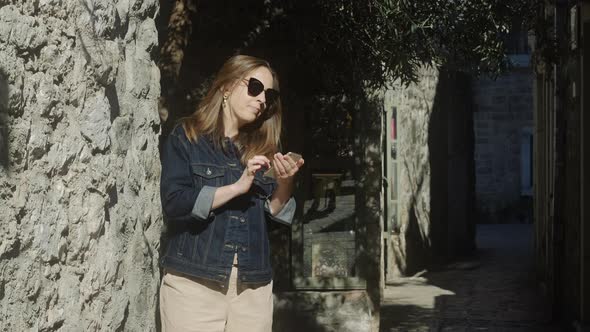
[381,224,562,332]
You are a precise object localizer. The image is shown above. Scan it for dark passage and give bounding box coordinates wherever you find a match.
[381,224,560,331]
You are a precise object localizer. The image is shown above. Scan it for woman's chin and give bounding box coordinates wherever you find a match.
[247,111,261,121]
[238,115,258,127]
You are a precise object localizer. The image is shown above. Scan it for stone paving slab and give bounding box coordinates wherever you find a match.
[380,224,562,332]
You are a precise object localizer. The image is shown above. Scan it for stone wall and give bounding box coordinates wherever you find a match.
[383,66,476,276]
[473,69,534,223]
[384,67,438,275]
[0,0,162,330]
[532,3,590,325]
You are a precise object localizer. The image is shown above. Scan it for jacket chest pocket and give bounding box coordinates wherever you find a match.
[191,164,226,187]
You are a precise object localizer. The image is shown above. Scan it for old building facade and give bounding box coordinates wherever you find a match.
[532,0,590,329]
[381,67,477,280]
[473,60,535,224]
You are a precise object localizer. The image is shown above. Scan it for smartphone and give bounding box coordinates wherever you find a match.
[263,152,302,178]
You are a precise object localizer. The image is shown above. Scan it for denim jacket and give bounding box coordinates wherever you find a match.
[160,125,295,289]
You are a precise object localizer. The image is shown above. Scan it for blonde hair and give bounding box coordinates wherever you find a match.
[181,55,282,164]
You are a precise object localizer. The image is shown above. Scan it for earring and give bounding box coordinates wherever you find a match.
[223,95,228,108]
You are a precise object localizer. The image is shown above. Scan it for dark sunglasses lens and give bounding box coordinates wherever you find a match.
[247,78,264,96]
[246,77,279,116]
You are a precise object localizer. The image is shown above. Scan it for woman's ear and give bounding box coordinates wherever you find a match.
[222,79,241,95]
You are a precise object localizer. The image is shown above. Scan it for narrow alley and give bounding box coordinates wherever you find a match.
[381,224,560,332]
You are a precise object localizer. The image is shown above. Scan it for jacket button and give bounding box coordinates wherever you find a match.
[241,246,247,252]
[239,217,246,223]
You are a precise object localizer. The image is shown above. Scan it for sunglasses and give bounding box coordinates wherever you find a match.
[243,77,280,113]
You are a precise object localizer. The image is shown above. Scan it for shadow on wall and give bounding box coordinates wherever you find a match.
[0,69,9,169]
[401,68,477,275]
[427,69,451,269]
[398,69,450,275]
[428,69,477,266]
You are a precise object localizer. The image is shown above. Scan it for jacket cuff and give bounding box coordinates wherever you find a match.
[191,186,217,220]
[265,197,296,226]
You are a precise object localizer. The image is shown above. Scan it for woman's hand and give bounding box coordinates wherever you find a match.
[267,153,304,215]
[232,155,271,195]
[272,153,305,183]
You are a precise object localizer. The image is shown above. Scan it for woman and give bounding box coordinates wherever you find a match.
[159,55,303,332]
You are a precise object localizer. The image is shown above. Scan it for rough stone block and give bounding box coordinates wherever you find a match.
[80,91,112,152]
[0,1,162,330]
[492,95,507,104]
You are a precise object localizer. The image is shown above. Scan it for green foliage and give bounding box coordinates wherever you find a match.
[527,1,558,74]
[251,0,534,93]
[158,0,537,125]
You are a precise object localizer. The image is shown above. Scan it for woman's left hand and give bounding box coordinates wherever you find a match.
[272,153,304,183]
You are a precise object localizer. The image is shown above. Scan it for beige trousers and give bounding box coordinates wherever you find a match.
[159,255,273,332]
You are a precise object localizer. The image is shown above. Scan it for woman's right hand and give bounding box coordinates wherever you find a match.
[232,155,270,195]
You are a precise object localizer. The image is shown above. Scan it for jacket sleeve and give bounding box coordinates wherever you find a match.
[160,133,215,222]
[264,197,296,226]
